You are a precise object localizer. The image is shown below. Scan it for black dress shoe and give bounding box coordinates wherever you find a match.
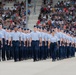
[14,60,17,62]
[7,58,10,60]
[52,59,56,62]
[19,59,22,61]
[2,59,5,61]
[33,59,37,62]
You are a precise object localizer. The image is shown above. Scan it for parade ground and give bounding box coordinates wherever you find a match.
[0,55,76,75]
[0,0,76,75]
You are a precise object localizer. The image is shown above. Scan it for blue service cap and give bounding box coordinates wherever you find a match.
[10,28,13,30]
[42,27,44,30]
[13,26,17,28]
[27,28,29,30]
[24,28,26,30]
[66,31,70,34]
[38,26,42,29]
[3,27,7,29]
[21,27,23,30]
[36,26,39,28]
[34,25,37,28]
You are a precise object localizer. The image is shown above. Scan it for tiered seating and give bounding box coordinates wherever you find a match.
[37,0,76,34]
[0,1,31,28]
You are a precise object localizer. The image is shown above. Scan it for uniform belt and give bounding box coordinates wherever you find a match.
[51,42,57,43]
[13,40,19,42]
[32,40,39,42]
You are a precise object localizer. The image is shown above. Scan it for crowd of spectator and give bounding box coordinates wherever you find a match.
[2,0,16,2]
[0,0,76,34]
[37,0,76,35]
[0,1,31,29]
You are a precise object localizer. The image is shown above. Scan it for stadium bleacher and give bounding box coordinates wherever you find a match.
[36,0,76,34]
[0,0,31,28]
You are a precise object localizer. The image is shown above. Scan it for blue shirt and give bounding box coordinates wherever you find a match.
[44,33,49,41]
[30,31,41,41]
[59,32,64,39]
[0,29,6,38]
[19,32,24,41]
[71,37,74,43]
[27,33,31,40]
[49,34,58,43]
[66,35,72,43]
[74,38,76,43]
[11,31,20,41]
[0,32,3,38]
[5,32,11,40]
[41,32,45,41]
[55,32,62,41]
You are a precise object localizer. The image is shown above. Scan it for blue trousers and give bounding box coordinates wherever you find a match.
[10,45,14,59]
[31,41,39,61]
[12,41,20,62]
[51,42,57,61]
[28,46,32,59]
[40,41,45,59]
[67,46,70,58]
[5,41,10,60]
[23,46,27,59]
[45,45,48,59]
[0,41,2,61]
[71,46,75,57]
[45,41,48,59]
[2,38,5,61]
[19,41,24,61]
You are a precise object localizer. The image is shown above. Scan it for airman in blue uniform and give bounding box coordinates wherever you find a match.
[0,23,6,61]
[23,28,27,60]
[26,29,32,59]
[18,27,25,61]
[5,28,11,60]
[30,25,41,62]
[0,31,3,61]
[48,30,58,61]
[11,26,21,62]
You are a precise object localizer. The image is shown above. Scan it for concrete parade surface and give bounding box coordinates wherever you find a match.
[0,56,76,75]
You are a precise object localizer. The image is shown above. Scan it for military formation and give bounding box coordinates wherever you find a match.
[0,23,76,62]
